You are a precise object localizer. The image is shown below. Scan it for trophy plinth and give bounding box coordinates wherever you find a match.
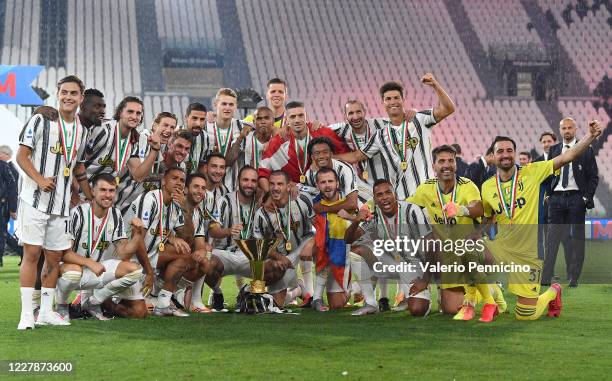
[235,238,281,294]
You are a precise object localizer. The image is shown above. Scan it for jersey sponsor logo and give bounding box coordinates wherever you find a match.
[81,240,110,252]
[394,137,420,153]
[142,210,150,223]
[143,182,158,191]
[97,156,115,168]
[149,227,170,236]
[492,197,526,215]
[433,214,456,225]
[26,127,33,139]
[49,141,65,155]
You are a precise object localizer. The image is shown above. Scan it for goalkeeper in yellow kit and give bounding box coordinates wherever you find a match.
[481,119,603,320]
[410,145,505,322]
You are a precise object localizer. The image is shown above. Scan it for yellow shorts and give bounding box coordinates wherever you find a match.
[485,238,542,298]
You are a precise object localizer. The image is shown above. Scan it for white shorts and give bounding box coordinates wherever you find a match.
[407,283,431,301]
[214,249,251,278]
[268,238,312,294]
[325,269,345,293]
[79,259,121,289]
[17,201,71,251]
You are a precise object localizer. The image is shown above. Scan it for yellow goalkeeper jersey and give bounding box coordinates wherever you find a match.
[408,177,481,226]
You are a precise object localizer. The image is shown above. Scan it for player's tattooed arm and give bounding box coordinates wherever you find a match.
[553,119,603,171]
[62,250,105,276]
[421,73,456,122]
[344,206,370,244]
[129,133,161,181]
[115,218,145,260]
[173,227,193,253]
[333,149,368,164]
[313,193,358,216]
[73,163,93,200]
[225,124,252,167]
[33,105,59,121]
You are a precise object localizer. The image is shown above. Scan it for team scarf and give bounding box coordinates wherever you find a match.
[312,196,350,291]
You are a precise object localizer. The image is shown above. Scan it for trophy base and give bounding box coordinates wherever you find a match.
[250,280,267,294]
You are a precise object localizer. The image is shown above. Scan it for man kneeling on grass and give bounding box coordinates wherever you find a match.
[56,173,144,322]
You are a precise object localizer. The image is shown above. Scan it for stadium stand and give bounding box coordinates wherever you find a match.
[155,0,223,54]
[0,0,609,212]
[463,0,543,50]
[539,0,611,92]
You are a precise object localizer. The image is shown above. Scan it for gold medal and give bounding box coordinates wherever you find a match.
[300,175,306,183]
[63,167,71,177]
[362,170,368,181]
[159,242,165,252]
[400,162,408,171]
[285,242,292,252]
[115,176,120,185]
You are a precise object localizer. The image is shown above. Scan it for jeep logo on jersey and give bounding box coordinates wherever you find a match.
[149,227,170,236]
[493,197,527,215]
[82,240,110,252]
[49,141,65,155]
[394,137,420,153]
[434,214,457,225]
[98,156,115,167]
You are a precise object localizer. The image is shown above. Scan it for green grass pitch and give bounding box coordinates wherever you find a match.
[0,241,611,380]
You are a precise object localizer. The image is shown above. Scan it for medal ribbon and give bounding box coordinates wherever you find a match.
[251,134,259,169]
[294,131,310,175]
[158,190,171,244]
[87,204,110,259]
[377,203,401,240]
[350,126,369,173]
[435,181,458,224]
[386,120,409,163]
[214,122,233,155]
[115,123,131,175]
[237,193,256,239]
[59,116,79,166]
[274,196,292,244]
[495,168,519,222]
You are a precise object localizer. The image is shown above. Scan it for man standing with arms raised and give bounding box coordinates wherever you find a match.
[336,74,455,200]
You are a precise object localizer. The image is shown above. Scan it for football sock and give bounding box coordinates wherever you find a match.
[235,275,245,290]
[515,287,557,321]
[300,260,314,296]
[56,271,82,304]
[40,287,55,313]
[157,289,173,309]
[379,279,389,299]
[491,283,507,313]
[20,287,34,317]
[463,285,478,306]
[475,283,495,305]
[32,289,41,310]
[191,276,206,307]
[92,269,142,305]
[314,267,327,301]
